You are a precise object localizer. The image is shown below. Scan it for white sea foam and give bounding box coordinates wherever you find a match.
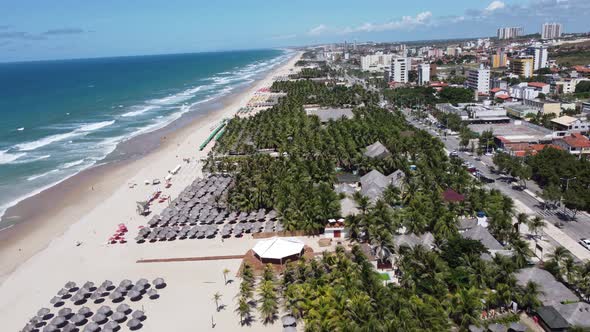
[17,127,24,131]
[61,159,85,169]
[27,169,59,181]
[0,150,27,165]
[11,154,51,164]
[121,105,158,117]
[15,120,116,151]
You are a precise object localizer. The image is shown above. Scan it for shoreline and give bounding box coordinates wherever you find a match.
[0,51,302,282]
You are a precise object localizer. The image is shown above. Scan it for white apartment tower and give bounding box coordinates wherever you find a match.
[466,64,490,95]
[542,23,562,39]
[497,27,523,40]
[390,57,409,83]
[525,46,548,71]
[418,63,430,86]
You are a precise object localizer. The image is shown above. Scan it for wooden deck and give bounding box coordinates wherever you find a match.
[136,254,245,264]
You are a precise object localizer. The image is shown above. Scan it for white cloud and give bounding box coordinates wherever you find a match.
[485,1,506,12]
[308,24,328,36]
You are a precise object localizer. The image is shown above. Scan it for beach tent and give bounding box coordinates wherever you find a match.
[252,237,304,264]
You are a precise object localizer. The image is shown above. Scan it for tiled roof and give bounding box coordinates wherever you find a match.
[560,133,590,148]
[528,82,549,88]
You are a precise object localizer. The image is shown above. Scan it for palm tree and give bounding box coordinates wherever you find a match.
[258,280,278,324]
[449,287,484,329]
[547,246,572,268]
[213,292,222,312]
[510,238,533,268]
[236,296,251,325]
[223,268,231,285]
[527,216,546,240]
[517,281,543,312]
[515,213,529,233]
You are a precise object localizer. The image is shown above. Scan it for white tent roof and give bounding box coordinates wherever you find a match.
[252,237,304,260]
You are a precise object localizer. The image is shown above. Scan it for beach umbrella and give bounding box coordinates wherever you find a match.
[50,296,63,305]
[111,311,126,322]
[282,327,297,332]
[61,323,77,332]
[126,318,142,330]
[153,277,166,289]
[97,305,112,316]
[101,280,114,290]
[37,307,51,318]
[127,290,142,300]
[77,306,92,317]
[109,291,123,301]
[22,323,35,332]
[131,284,144,293]
[92,313,107,324]
[58,307,72,318]
[147,289,158,299]
[64,281,77,291]
[131,310,145,320]
[119,279,133,290]
[57,288,69,297]
[29,316,41,326]
[281,315,297,327]
[42,324,59,332]
[83,322,100,332]
[71,313,86,325]
[82,281,95,290]
[50,316,66,327]
[103,321,119,331]
[90,291,102,301]
[115,303,130,314]
[70,293,85,304]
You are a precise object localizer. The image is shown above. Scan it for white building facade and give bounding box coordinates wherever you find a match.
[542,23,562,39]
[361,53,395,72]
[418,63,430,86]
[497,27,523,40]
[390,57,410,83]
[466,65,491,94]
[526,46,549,71]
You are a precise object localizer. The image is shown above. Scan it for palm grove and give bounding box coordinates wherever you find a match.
[205,79,546,330]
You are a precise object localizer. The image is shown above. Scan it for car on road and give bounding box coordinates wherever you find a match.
[580,239,590,251]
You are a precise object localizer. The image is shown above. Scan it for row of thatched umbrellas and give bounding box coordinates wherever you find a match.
[135,224,219,243]
[23,278,166,331]
[25,304,147,332]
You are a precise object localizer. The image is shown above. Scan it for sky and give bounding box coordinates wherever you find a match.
[0,0,588,62]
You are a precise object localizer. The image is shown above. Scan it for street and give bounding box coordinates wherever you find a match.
[402,109,590,261]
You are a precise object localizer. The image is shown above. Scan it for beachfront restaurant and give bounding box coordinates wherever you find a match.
[252,237,304,265]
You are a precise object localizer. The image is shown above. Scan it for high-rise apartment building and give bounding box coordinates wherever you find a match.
[525,46,548,71]
[418,63,430,86]
[492,48,507,68]
[497,27,523,40]
[360,53,395,72]
[390,57,410,83]
[542,23,562,39]
[511,57,534,78]
[466,65,490,94]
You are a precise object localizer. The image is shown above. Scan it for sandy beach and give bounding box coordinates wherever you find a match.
[0,51,313,331]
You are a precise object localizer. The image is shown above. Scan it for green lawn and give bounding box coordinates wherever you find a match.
[379,273,391,281]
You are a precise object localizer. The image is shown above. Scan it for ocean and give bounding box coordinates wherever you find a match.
[0,49,290,222]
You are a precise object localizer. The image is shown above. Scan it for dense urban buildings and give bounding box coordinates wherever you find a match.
[497,26,524,39]
[360,53,395,72]
[542,22,563,39]
[492,48,508,68]
[511,56,535,78]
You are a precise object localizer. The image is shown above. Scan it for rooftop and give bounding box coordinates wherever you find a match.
[461,225,504,251]
[559,133,590,148]
[516,267,578,306]
[536,306,570,330]
[553,302,590,327]
[442,188,465,202]
[469,121,552,138]
[364,141,391,159]
[305,108,354,123]
[528,82,549,88]
[551,115,578,127]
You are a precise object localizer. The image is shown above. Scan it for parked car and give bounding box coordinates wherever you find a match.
[579,239,590,251]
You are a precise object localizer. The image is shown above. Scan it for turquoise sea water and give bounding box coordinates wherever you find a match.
[0,49,289,221]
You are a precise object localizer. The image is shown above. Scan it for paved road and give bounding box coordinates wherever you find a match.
[402,110,590,261]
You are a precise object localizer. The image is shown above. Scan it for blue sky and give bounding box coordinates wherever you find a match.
[0,0,588,62]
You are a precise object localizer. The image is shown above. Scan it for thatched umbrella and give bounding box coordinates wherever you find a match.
[97,305,112,316]
[103,320,119,331]
[57,288,69,298]
[131,310,145,321]
[61,323,77,332]
[282,327,297,332]
[120,279,133,289]
[42,324,58,332]
[64,281,77,291]
[101,280,114,290]
[126,318,142,330]
[281,315,296,327]
[111,311,126,322]
[83,322,100,332]
[82,281,95,290]
[153,277,166,289]
[131,284,144,293]
[71,313,86,325]
[147,289,158,299]
[37,307,51,318]
[77,306,92,317]
[136,278,149,287]
[70,293,85,304]
[92,313,107,324]
[28,316,41,326]
[116,303,131,314]
[90,291,102,301]
[109,291,123,301]
[22,323,35,332]
[127,290,142,301]
[50,296,63,306]
[50,316,66,328]
[57,307,72,318]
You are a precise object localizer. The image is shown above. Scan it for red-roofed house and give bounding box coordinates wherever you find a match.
[573,66,590,75]
[442,188,465,203]
[553,133,590,158]
[490,87,511,101]
[527,82,550,94]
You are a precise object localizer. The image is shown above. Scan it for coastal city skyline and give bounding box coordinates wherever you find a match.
[1,0,588,62]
